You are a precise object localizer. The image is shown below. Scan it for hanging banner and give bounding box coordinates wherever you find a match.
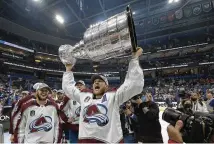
[183,6,192,17]
[202,1,212,12]
[175,9,183,20]
[192,4,202,15]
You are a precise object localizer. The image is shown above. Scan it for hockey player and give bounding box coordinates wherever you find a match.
[75,80,86,91]
[13,83,61,143]
[9,91,33,143]
[55,89,71,143]
[9,83,55,142]
[56,89,81,143]
[62,47,144,143]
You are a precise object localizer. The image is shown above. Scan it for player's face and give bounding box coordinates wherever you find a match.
[57,93,64,100]
[37,88,49,100]
[125,100,132,108]
[75,83,85,91]
[21,93,28,98]
[93,79,108,96]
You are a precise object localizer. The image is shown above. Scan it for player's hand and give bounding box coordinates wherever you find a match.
[124,108,132,116]
[65,64,73,72]
[10,135,14,142]
[133,47,143,58]
[167,120,183,143]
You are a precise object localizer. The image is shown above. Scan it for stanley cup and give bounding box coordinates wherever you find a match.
[59,6,137,64]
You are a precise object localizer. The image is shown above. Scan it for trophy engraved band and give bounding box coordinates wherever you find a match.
[59,6,137,64]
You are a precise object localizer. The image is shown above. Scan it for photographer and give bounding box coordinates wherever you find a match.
[167,120,214,143]
[177,97,194,116]
[167,120,184,143]
[133,93,163,143]
[120,100,138,143]
[163,107,214,143]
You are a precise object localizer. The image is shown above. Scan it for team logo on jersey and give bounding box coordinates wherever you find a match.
[30,110,35,116]
[84,96,91,102]
[29,115,52,133]
[75,106,81,117]
[83,104,109,126]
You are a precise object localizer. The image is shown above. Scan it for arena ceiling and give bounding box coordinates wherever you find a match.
[1,0,212,45]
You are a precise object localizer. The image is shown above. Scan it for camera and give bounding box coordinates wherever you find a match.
[162,108,214,143]
[132,95,140,100]
[178,89,191,99]
[122,104,127,110]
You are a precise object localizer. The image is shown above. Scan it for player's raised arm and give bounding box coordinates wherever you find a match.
[62,64,81,103]
[59,45,82,103]
[115,47,144,105]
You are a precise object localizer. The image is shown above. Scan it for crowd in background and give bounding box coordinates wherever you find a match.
[0,76,214,143]
[1,76,214,108]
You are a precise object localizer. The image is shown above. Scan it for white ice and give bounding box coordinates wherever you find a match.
[3,111,169,143]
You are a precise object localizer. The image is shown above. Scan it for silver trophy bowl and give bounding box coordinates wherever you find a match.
[59,6,137,64]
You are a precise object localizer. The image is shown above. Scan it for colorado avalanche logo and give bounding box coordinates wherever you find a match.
[83,104,109,126]
[29,115,52,133]
[75,106,81,117]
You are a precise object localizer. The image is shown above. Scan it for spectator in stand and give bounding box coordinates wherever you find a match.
[191,92,208,113]
[206,90,214,113]
[165,94,173,108]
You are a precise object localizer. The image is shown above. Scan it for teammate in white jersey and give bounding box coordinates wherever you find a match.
[14,83,61,143]
[62,48,144,143]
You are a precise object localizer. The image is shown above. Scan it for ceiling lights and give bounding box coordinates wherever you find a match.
[32,0,42,2]
[55,14,64,24]
[168,0,179,3]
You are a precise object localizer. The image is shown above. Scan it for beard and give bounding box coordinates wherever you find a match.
[37,94,47,101]
[58,97,63,101]
[93,88,106,96]
[191,98,197,101]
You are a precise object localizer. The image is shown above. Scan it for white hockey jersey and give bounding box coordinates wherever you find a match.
[62,58,144,143]
[64,99,81,124]
[10,96,35,134]
[14,99,61,143]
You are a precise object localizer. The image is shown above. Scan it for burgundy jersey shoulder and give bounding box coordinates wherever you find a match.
[46,99,59,110]
[47,95,56,103]
[12,95,35,116]
[19,95,35,105]
[20,99,37,113]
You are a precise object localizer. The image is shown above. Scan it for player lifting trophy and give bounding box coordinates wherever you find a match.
[59,6,144,143]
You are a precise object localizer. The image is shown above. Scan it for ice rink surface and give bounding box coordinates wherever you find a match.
[3,111,169,143]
